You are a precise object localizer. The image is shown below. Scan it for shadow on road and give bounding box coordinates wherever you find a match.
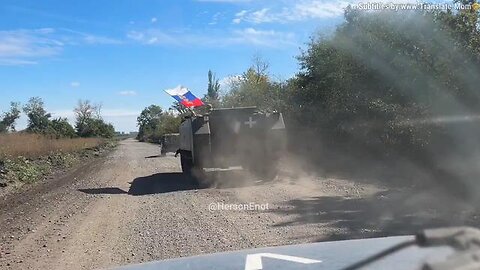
[144,155,164,159]
[268,189,479,242]
[78,172,200,196]
[128,169,267,194]
[78,168,270,196]
[128,172,199,195]
[78,187,127,194]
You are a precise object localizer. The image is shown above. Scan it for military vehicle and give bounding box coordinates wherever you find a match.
[176,107,286,178]
[160,133,180,156]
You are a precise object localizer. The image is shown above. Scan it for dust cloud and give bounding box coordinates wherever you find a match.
[283,10,480,231]
[194,9,480,235]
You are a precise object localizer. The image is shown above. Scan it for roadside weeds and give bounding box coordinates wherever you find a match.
[0,140,117,189]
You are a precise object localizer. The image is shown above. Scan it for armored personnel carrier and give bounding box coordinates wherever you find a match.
[177,107,286,178]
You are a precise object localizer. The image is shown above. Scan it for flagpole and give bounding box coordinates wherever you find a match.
[187,106,197,116]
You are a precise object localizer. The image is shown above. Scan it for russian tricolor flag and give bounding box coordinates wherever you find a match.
[165,85,204,108]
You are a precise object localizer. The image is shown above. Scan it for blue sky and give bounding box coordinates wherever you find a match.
[0,0,352,132]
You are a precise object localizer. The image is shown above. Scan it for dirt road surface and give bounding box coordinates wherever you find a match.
[0,139,476,269]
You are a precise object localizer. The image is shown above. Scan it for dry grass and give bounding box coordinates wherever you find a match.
[0,133,104,159]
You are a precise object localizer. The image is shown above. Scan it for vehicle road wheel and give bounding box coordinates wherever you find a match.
[180,152,193,175]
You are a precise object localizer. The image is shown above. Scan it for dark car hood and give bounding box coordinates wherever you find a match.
[115,235,454,270]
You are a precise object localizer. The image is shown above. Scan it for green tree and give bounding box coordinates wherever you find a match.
[0,102,21,132]
[74,99,114,138]
[136,105,163,141]
[222,56,284,111]
[74,100,97,137]
[156,112,182,136]
[137,105,163,128]
[136,105,181,142]
[204,70,220,107]
[50,118,76,138]
[23,97,51,134]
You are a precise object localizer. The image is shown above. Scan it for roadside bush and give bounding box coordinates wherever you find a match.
[77,118,115,139]
[48,152,77,167]
[3,157,51,183]
[0,137,114,185]
[50,118,76,138]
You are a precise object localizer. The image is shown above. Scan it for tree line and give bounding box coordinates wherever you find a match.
[0,97,115,139]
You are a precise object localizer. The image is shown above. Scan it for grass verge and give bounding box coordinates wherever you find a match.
[0,134,117,187]
[0,133,104,159]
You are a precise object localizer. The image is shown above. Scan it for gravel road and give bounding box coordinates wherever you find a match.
[0,139,476,269]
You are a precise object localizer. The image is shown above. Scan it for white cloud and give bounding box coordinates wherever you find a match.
[118,90,137,96]
[209,12,222,25]
[233,10,248,24]
[126,27,296,48]
[82,35,122,45]
[0,28,121,65]
[70,81,80,87]
[249,8,274,23]
[236,10,248,16]
[0,59,37,66]
[233,28,296,46]
[151,17,158,23]
[233,0,350,24]
[219,75,242,90]
[58,28,122,45]
[290,1,349,20]
[0,28,63,65]
[232,0,421,24]
[127,30,178,45]
[126,31,144,41]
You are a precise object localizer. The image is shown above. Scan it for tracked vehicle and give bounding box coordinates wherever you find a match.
[177,107,286,178]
